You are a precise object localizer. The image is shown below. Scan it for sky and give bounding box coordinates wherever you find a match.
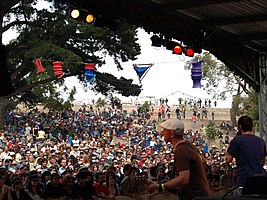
[63,28,232,108]
[2,2,233,108]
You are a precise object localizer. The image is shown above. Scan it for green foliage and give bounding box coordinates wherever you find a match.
[0,0,142,113]
[95,98,106,108]
[42,97,64,111]
[238,91,259,120]
[141,101,150,113]
[94,72,141,97]
[206,121,222,140]
[63,100,73,111]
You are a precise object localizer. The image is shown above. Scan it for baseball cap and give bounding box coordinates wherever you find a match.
[159,119,184,132]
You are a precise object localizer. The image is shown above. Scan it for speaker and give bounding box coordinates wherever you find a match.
[242,175,267,196]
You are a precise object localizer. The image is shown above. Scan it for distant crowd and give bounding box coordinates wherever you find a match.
[0,104,242,199]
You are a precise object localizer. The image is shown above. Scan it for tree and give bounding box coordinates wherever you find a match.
[206,121,222,140]
[185,51,256,126]
[95,97,107,108]
[141,101,150,113]
[0,0,142,128]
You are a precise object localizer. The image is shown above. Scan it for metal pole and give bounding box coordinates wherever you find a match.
[259,53,267,142]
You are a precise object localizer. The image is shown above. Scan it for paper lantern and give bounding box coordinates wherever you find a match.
[191,61,203,88]
[33,59,45,73]
[53,61,64,78]
[133,64,153,83]
[84,63,96,83]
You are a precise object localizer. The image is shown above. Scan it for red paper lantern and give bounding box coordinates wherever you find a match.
[53,61,64,78]
[85,63,96,70]
[34,59,45,73]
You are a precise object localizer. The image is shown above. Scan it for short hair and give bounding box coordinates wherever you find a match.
[129,167,139,174]
[123,164,132,173]
[174,129,184,139]
[51,173,60,180]
[238,116,253,132]
[95,172,105,180]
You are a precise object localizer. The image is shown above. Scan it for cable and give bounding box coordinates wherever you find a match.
[221,185,243,200]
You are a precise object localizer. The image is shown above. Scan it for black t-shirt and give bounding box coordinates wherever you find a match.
[76,182,97,200]
[2,189,33,200]
[227,134,267,186]
[207,173,220,187]
[44,183,65,199]
[65,185,80,199]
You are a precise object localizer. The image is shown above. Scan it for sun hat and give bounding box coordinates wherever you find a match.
[159,119,184,132]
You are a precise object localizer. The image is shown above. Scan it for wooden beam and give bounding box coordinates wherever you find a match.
[201,14,267,27]
[162,0,243,11]
[238,32,267,41]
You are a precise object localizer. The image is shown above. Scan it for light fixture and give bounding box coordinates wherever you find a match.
[184,47,194,57]
[165,40,183,55]
[71,9,80,19]
[86,14,95,23]
[173,44,183,54]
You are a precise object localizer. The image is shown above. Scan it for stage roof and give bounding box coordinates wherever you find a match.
[65,0,267,90]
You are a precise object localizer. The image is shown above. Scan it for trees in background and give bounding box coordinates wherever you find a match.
[0,0,142,127]
[185,51,258,126]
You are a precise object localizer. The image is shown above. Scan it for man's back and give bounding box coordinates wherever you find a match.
[227,134,266,186]
[175,141,211,199]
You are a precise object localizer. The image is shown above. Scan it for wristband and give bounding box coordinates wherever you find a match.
[162,183,165,191]
[158,183,165,193]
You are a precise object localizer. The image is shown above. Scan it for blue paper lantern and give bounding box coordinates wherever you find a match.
[133,64,153,83]
[191,61,203,88]
[84,63,96,83]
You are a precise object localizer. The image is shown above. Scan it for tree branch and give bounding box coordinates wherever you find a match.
[236,79,252,95]
[2,20,31,33]
[5,73,77,98]
[0,0,20,15]
[12,65,32,84]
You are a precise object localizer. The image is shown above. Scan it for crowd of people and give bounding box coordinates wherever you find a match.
[0,104,263,199]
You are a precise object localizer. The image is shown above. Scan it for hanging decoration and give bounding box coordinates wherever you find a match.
[33,59,45,73]
[84,63,96,83]
[133,63,153,83]
[191,60,204,88]
[53,61,65,78]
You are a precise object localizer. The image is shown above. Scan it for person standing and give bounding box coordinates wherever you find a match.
[226,115,266,187]
[175,107,181,119]
[211,110,215,120]
[192,114,197,129]
[166,106,171,119]
[147,119,211,200]
[182,106,186,119]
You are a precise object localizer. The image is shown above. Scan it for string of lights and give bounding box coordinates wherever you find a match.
[38,58,185,66]
[161,89,204,99]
